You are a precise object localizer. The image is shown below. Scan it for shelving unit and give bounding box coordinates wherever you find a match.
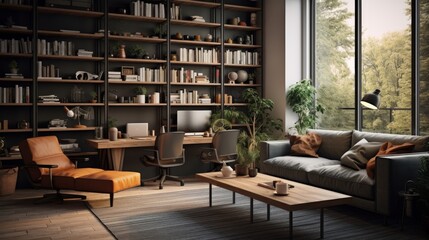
[0,0,263,156]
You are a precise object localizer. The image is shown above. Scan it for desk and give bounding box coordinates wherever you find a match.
[87,136,213,170]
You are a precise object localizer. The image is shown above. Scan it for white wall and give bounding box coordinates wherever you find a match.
[264,0,303,133]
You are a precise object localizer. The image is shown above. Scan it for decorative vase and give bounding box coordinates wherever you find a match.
[235,164,248,176]
[248,168,258,177]
[109,127,118,141]
[236,70,248,83]
[118,45,126,58]
[221,162,234,177]
[136,95,145,103]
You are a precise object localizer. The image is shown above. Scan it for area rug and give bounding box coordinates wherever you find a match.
[87,186,426,240]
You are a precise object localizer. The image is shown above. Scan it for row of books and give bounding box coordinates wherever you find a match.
[0,38,32,54]
[108,67,166,83]
[37,39,75,56]
[178,47,220,64]
[224,50,259,65]
[170,90,211,104]
[0,85,30,103]
[37,61,61,79]
[170,3,181,20]
[171,68,219,84]
[130,1,166,18]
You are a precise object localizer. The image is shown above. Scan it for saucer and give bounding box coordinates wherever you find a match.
[273,191,288,196]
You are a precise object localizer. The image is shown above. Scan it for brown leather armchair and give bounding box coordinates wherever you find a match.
[19,136,141,207]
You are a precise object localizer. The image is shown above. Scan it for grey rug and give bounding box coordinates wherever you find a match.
[87,187,427,240]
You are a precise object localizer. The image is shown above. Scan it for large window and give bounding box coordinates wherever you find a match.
[314,0,420,134]
[419,0,429,135]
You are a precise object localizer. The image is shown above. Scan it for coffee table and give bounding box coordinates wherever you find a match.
[196,172,352,239]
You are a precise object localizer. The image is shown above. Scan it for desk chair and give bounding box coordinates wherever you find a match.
[19,136,140,207]
[200,129,240,170]
[141,131,185,189]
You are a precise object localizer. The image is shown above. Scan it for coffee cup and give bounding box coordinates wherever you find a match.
[275,181,288,195]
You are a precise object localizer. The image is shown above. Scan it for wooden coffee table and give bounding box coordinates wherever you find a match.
[196,172,352,239]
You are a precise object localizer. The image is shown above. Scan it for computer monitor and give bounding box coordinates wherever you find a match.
[177,110,211,133]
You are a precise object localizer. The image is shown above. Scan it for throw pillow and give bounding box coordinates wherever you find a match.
[366,142,415,179]
[340,138,383,170]
[290,133,322,158]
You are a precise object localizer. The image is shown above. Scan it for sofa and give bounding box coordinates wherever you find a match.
[259,129,429,216]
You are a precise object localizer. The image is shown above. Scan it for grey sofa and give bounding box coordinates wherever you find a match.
[259,129,429,216]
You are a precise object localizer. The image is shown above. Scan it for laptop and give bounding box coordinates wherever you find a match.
[126,123,149,139]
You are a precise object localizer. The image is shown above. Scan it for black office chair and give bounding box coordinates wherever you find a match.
[141,131,185,189]
[200,129,240,171]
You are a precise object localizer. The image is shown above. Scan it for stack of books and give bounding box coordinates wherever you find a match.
[4,73,24,79]
[77,49,93,57]
[108,71,122,81]
[60,143,81,153]
[190,16,205,22]
[38,94,60,103]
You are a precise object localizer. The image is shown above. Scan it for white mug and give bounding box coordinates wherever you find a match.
[276,181,288,194]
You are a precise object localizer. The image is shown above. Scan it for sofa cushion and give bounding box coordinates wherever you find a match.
[352,130,429,152]
[308,165,375,200]
[260,156,340,183]
[307,129,352,160]
[290,133,322,158]
[366,142,415,179]
[340,138,383,170]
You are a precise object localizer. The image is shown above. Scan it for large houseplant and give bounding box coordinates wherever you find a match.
[286,79,324,135]
[235,88,282,174]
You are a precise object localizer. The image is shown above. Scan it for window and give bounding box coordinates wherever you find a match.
[419,0,429,135]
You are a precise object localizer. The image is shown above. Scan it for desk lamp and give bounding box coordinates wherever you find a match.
[64,106,93,128]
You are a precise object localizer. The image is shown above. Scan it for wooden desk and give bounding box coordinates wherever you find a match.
[87,136,212,170]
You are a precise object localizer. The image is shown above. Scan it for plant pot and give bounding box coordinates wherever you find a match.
[136,95,145,103]
[248,168,258,177]
[235,164,248,176]
[90,99,97,103]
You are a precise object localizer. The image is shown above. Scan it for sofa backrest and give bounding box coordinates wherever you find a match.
[307,129,352,160]
[352,130,429,152]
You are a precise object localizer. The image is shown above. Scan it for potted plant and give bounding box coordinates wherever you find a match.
[135,86,147,103]
[89,91,97,103]
[9,60,18,74]
[128,45,146,59]
[235,88,282,175]
[416,156,429,228]
[286,79,324,135]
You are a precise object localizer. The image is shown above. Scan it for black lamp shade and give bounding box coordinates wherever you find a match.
[361,89,381,110]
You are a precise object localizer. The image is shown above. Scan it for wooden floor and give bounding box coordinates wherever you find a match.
[0,179,427,240]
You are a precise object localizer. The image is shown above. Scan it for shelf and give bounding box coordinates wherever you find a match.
[38,6,104,18]
[38,30,103,39]
[38,55,104,61]
[38,127,96,132]
[171,82,221,86]
[0,103,32,106]
[172,0,220,8]
[0,53,32,58]
[109,35,167,43]
[225,83,261,87]
[170,39,221,46]
[0,28,32,35]
[224,64,261,68]
[171,103,221,107]
[224,24,261,31]
[224,4,261,12]
[37,103,104,107]
[37,79,104,84]
[225,103,248,106]
[0,78,32,82]
[108,103,167,107]
[224,43,261,49]
[170,19,220,28]
[0,128,32,133]
[0,3,32,11]
[170,61,220,66]
[109,13,166,23]
[109,81,166,85]
[109,58,166,64]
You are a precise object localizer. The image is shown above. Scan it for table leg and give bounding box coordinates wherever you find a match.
[289,211,293,239]
[267,204,270,221]
[209,183,212,207]
[320,208,324,239]
[233,192,236,204]
[250,198,254,223]
[108,148,125,171]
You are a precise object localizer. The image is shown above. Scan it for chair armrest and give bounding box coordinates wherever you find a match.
[259,140,291,162]
[375,152,429,216]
